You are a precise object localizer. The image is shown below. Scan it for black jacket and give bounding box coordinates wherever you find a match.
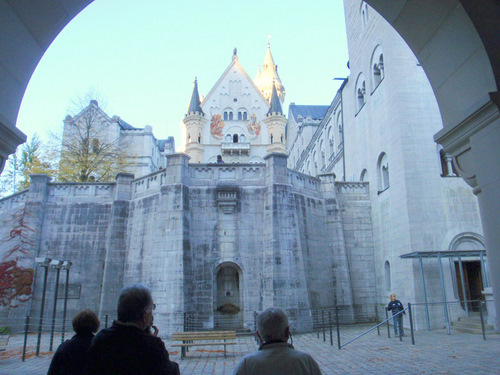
[86,323,179,375]
[47,332,94,375]
[387,300,405,315]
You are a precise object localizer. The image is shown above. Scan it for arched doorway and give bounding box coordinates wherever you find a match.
[450,234,488,311]
[214,262,243,330]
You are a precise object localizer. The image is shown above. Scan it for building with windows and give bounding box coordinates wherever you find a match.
[288,0,487,326]
[0,0,492,334]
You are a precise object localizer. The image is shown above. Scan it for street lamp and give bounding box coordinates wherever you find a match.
[49,259,63,351]
[60,261,72,343]
[35,257,51,356]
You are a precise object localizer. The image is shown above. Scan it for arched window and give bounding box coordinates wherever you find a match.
[233,134,239,143]
[336,111,343,148]
[377,152,390,193]
[361,1,369,28]
[355,74,366,113]
[198,133,201,143]
[224,112,228,121]
[238,112,242,120]
[360,169,368,181]
[280,134,284,143]
[385,261,391,291]
[243,112,248,120]
[327,126,334,155]
[187,133,191,143]
[371,45,384,90]
[240,134,246,142]
[225,134,232,142]
[229,112,233,120]
[92,138,100,153]
[320,140,325,168]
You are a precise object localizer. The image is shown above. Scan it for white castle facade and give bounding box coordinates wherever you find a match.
[0,0,492,334]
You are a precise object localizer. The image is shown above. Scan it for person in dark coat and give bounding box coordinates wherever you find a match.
[386,293,405,336]
[47,309,100,375]
[86,284,179,375]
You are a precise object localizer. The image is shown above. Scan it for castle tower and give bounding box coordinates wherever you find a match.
[264,82,287,154]
[183,78,207,163]
[254,42,285,103]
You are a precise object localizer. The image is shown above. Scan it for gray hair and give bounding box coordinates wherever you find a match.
[257,307,289,343]
[117,284,153,323]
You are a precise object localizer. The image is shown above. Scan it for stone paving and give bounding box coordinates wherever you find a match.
[1,325,499,374]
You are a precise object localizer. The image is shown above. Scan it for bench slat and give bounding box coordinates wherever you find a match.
[172,335,235,340]
[172,342,236,347]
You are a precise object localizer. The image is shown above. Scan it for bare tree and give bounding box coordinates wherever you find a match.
[53,94,134,182]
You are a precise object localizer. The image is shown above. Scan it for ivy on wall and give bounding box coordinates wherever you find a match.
[0,207,35,308]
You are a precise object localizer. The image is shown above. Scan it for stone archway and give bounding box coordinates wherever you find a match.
[214,262,243,330]
[0,0,499,328]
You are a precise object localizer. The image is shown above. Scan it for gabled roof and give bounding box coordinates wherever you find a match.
[117,118,138,130]
[202,52,269,107]
[288,104,330,122]
[157,137,175,152]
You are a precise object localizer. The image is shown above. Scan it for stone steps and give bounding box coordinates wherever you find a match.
[451,316,497,335]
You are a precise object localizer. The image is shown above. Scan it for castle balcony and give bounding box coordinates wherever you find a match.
[221,142,251,156]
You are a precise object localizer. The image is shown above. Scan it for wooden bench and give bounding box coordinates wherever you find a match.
[0,335,9,352]
[171,331,236,359]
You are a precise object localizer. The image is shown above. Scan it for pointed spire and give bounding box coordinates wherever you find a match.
[233,47,238,61]
[267,81,283,116]
[186,77,204,116]
[254,40,285,103]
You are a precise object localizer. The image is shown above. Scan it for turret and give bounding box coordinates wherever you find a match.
[183,78,207,163]
[263,82,287,154]
[254,41,285,103]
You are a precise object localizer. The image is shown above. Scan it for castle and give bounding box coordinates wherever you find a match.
[0,1,490,334]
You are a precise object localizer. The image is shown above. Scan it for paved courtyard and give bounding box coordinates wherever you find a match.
[1,325,499,374]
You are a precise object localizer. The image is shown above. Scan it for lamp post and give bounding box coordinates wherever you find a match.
[49,259,63,351]
[35,257,51,356]
[60,261,72,344]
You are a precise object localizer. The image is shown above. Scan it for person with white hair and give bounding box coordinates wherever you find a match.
[234,307,322,375]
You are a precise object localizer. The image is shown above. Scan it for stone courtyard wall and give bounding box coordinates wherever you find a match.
[0,153,377,334]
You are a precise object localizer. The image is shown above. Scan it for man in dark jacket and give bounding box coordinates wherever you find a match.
[48,309,100,375]
[387,293,405,336]
[86,284,179,375]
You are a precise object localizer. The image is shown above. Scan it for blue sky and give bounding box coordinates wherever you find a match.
[16,0,350,146]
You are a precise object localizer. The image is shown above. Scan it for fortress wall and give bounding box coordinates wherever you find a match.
[336,182,377,320]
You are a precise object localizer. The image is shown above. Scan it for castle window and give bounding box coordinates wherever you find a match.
[270,134,274,144]
[243,112,248,120]
[377,152,390,193]
[360,169,368,181]
[233,134,239,143]
[224,112,228,121]
[385,261,391,291]
[229,112,233,120]
[225,134,231,142]
[238,112,242,120]
[361,1,369,28]
[92,138,100,153]
[371,46,385,91]
[198,133,201,143]
[240,134,246,142]
[355,74,366,113]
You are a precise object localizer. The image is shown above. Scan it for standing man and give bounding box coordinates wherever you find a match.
[87,284,179,374]
[234,307,322,375]
[387,293,405,336]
